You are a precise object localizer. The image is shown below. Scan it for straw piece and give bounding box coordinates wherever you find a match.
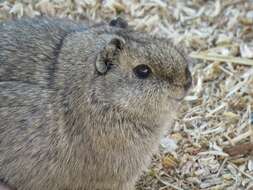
[190,52,253,66]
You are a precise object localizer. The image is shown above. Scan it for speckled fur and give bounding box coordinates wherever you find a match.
[0,17,191,190]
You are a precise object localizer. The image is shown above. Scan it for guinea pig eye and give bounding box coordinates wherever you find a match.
[133,64,151,79]
[106,62,114,70]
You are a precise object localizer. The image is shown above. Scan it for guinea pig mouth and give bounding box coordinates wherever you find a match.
[167,80,192,101]
[168,95,185,101]
[167,91,187,101]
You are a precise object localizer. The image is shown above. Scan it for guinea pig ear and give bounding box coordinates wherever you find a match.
[95,36,125,75]
[109,17,128,29]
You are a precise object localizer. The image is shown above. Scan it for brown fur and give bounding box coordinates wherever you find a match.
[0,17,192,190]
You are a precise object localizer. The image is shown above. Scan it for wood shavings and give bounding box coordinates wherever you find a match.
[161,154,179,169]
[223,130,252,145]
[160,137,178,153]
[9,2,24,17]
[240,44,253,59]
[229,162,253,181]
[155,174,184,190]
[215,33,233,46]
[224,143,253,156]
[197,151,229,157]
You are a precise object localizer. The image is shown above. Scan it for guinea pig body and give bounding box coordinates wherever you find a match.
[0,17,191,190]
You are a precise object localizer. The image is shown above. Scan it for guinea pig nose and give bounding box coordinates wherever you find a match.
[184,67,192,91]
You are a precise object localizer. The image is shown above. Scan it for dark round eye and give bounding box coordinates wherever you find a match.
[133,64,151,79]
[106,62,114,70]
